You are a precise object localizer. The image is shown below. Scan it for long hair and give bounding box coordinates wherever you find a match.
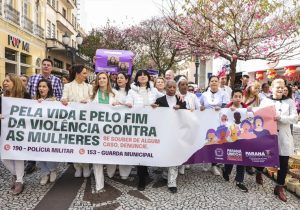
[134,70,151,89]
[69,64,86,82]
[4,73,26,98]
[243,81,260,106]
[35,79,54,99]
[91,72,115,100]
[115,72,131,93]
[285,85,292,99]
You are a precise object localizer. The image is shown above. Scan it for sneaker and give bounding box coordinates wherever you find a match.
[25,162,36,174]
[74,168,82,177]
[236,182,248,192]
[49,171,57,183]
[222,170,229,181]
[12,182,24,195]
[256,173,263,185]
[211,166,221,176]
[168,187,177,193]
[202,163,210,172]
[83,166,91,178]
[121,176,128,180]
[246,166,255,175]
[178,166,185,175]
[40,175,49,185]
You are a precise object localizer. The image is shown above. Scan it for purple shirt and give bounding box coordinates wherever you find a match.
[27,74,63,99]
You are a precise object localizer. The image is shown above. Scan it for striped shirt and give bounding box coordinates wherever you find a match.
[27,74,63,99]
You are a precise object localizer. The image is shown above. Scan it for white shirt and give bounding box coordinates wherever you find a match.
[259,92,271,101]
[115,88,127,104]
[62,80,93,102]
[200,90,229,109]
[181,92,200,110]
[166,95,177,108]
[219,85,232,101]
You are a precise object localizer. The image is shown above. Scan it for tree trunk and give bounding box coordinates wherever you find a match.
[229,59,237,89]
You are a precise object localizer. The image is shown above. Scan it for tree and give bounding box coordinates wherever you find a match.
[166,0,300,87]
[80,22,133,61]
[128,17,190,75]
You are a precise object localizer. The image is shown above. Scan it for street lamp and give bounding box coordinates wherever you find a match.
[62,32,83,67]
[194,55,200,86]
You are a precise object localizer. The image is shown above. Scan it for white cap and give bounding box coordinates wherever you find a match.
[176,76,187,87]
[242,72,249,77]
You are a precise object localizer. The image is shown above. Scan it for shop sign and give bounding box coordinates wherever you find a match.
[7,35,30,52]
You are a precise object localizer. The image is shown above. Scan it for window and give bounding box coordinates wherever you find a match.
[62,8,66,18]
[5,48,17,61]
[51,23,55,38]
[72,14,75,26]
[53,59,63,69]
[5,63,16,74]
[5,48,17,75]
[21,53,29,64]
[47,20,51,38]
[35,1,40,25]
[6,0,13,6]
[47,0,50,5]
[52,0,55,8]
[23,0,28,17]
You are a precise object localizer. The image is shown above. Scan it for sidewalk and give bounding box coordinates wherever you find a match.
[1,163,299,209]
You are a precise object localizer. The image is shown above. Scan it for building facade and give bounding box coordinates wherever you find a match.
[0,0,92,84]
[177,58,213,89]
[45,0,91,76]
[0,0,46,83]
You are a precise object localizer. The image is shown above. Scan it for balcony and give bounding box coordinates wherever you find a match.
[46,38,65,49]
[4,4,20,25]
[22,15,33,33]
[61,0,76,9]
[34,24,44,39]
[56,12,75,35]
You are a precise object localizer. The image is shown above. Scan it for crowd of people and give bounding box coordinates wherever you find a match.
[0,59,299,203]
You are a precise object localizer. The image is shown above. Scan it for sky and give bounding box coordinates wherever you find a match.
[79,0,164,32]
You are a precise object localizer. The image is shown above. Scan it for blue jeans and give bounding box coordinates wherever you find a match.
[39,162,58,176]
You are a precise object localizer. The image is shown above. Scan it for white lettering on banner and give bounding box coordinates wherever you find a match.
[0,97,278,167]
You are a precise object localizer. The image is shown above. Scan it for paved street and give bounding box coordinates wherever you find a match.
[1,163,300,210]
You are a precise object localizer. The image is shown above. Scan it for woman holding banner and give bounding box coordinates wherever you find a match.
[243,81,264,182]
[1,73,31,195]
[61,65,93,178]
[34,79,59,185]
[91,72,118,192]
[200,75,229,176]
[177,76,200,174]
[260,78,298,202]
[125,70,163,191]
[104,72,134,180]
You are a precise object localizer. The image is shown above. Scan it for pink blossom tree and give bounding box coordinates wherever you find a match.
[166,0,300,86]
[127,17,190,75]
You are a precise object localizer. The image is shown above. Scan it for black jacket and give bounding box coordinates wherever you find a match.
[155,95,186,109]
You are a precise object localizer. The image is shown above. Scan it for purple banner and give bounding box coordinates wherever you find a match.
[185,106,279,167]
[185,135,279,167]
[95,49,134,75]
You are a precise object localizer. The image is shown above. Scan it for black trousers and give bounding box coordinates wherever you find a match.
[277,156,289,185]
[224,164,245,183]
[137,166,148,183]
